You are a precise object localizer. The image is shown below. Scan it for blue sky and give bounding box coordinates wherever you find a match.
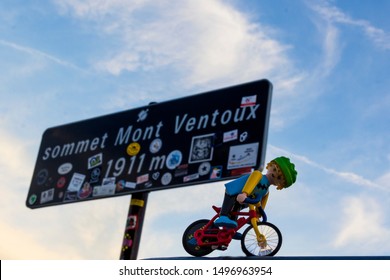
[1,0,389,259]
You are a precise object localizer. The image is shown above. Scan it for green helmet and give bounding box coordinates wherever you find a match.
[273,156,297,188]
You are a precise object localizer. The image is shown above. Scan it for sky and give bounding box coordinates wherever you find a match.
[0,0,389,259]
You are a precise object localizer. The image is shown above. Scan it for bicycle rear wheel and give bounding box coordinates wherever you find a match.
[241,222,282,257]
[182,219,216,257]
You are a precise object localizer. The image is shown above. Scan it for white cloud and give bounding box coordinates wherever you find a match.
[269,145,389,192]
[321,23,342,76]
[53,0,305,131]
[0,39,81,70]
[308,0,390,50]
[376,172,390,189]
[168,0,292,87]
[53,0,299,89]
[332,196,390,254]
[304,3,343,78]
[54,0,147,18]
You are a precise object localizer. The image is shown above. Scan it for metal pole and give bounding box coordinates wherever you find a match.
[119,191,149,260]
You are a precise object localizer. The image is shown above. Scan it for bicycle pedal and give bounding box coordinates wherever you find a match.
[213,245,228,251]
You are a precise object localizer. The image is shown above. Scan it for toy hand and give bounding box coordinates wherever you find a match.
[236,193,247,204]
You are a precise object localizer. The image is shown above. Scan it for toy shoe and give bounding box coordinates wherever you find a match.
[214,215,237,228]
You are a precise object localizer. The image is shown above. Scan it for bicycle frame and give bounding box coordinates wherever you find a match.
[193,204,267,249]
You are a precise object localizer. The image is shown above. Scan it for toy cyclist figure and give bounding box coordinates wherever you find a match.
[214,156,297,228]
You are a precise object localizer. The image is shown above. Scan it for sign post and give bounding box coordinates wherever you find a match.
[119,192,149,260]
[26,79,273,259]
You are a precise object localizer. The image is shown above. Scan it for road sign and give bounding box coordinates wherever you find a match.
[26,79,272,209]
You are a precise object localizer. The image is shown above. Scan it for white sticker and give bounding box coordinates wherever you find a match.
[240,131,248,142]
[137,174,149,184]
[241,95,257,107]
[125,181,137,189]
[227,143,259,170]
[67,173,86,192]
[189,134,214,163]
[184,173,199,182]
[40,188,55,204]
[149,138,162,153]
[137,109,149,122]
[58,163,73,175]
[88,153,103,169]
[223,129,238,143]
[161,172,172,186]
[102,177,116,187]
[198,162,211,176]
[93,184,116,197]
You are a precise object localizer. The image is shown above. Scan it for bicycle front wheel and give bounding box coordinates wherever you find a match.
[241,222,282,257]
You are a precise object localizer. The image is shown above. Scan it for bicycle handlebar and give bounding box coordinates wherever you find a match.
[243,197,260,204]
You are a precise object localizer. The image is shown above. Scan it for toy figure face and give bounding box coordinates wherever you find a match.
[266,162,286,189]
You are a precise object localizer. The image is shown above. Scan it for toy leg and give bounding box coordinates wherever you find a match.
[220,193,236,215]
[214,193,238,228]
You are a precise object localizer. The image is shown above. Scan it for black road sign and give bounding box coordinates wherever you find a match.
[26,79,272,209]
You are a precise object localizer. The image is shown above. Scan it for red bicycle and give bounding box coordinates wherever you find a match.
[182,203,282,257]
